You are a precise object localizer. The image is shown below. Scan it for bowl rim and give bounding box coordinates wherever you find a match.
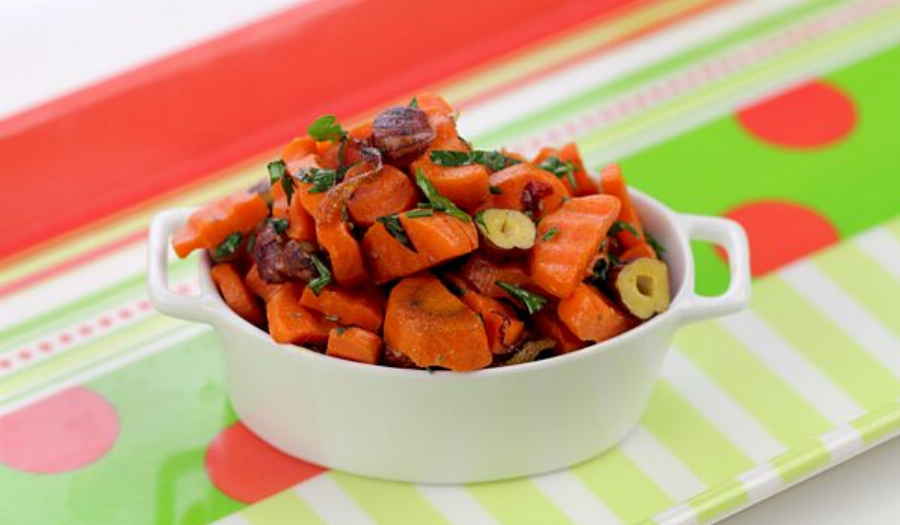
[197,188,693,379]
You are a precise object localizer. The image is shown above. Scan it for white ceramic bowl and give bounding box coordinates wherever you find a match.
[147,190,750,483]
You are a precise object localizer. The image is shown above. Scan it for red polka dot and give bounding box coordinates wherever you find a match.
[0,387,119,473]
[205,422,325,504]
[737,81,856,148]
[38,341,52,352]
[720,200,839,276]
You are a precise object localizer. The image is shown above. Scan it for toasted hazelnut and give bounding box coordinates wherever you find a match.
[608,258,670,320]
[372,106,436,164]
[503,338,556,366]
[475,209,536,251]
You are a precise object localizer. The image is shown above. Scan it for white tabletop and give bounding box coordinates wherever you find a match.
[1,1,896,522]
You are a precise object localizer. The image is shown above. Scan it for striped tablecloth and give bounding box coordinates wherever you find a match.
[1,1,898,524]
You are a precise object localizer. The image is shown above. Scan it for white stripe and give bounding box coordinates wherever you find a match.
[460,0,806,139]
[719,311,864,425]
[818,425,866,465]
[294,475,377,525]
[415,485,500,525]
[737,463,783,505]
[618,426,706,502]
[652,503,699,525]
[855,227,900,283]
[663,349,787,462]
[212,514,253,525]
[529,470,622,525]
[781,262,900,379]
[0,323,208,415]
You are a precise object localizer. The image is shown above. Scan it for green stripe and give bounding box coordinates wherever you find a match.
[814,243,900,338]
[675,323,832,446]
[474,0,837,147]
[642,381,754,485]
[467,478,574,525]
[243,490,327,525]
[571,449,673,523]
[0,257,194,352]
[581,4,900,158]
[329,472,449,525]
[689,479,748,524]
[885,216,900,241]
[851,401,900,445]
[753,278,900,409]
[770,440,831,484]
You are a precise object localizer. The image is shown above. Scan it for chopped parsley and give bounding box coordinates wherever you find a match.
[301,168,338,194]
[376,215,416,252]
[591,253,621,283]
[409,96,419,109]
[267,160,294,205]
[496,281,547,315]
[541,226,559,242]
[537,156,577,189]
[489,185,503,195]
[335,326,347,335]
[215,232,243,259]
[609,220,640,238]
[406,208,434,218]
[267,218,289,234]
[429,149,520,171]
[415,169,471,222]
[646,231,666,258]
[473,210,487,230]
[308,254,332,296]
[307,115,346,142]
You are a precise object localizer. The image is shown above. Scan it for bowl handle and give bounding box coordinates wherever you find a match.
[147,208,223,325]
[674,214,751,324]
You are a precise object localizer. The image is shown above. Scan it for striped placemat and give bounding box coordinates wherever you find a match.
[1,1,898,524]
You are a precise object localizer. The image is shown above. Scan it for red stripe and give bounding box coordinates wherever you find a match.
[0,0,639,260]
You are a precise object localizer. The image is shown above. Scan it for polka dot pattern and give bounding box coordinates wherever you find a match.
[205,422,325,504]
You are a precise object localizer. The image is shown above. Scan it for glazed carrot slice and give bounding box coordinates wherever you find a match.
[532,143,599,196]
[556,283,637,342]
[299,285,384,332]
[281,136,317,166]
[245,264,282,302]
[411,137,490,212]
[172,191,269,258]
[210,263,266,326]
[533,310,584,354]
[384,273,491,371]
[326,327,383,365]
[271,180,316,242]
[620,242,657,261]
[458,253,535,300]
[600,164,656,257]
[363,210,478,284]
[266,283,336,345]
[347,165,418,227]
[415,91,458,142]
[483,162,570,219]
[530,194,621,298]
[447,275,524,354]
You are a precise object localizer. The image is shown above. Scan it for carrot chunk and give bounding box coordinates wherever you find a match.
[245,264,282,303]
[210,263,265,326]
[601,164,656,257]
[532,143,599,196]
[447,275,524,354]
[458,253,535,299]
[530,195,621,298]
[533,310,584,354]
[271,179,316,242]
[300,285,384,332]
[266,283,336,345]
[411,137,490,212]
[483,163,570,219]
[172,191,269,258]
[326,327,383,365]
[347,165,418,227]
[384,273,491,371]
[556,283,637,342]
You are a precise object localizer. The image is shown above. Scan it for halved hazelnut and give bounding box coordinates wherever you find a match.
[475,208,536,251]
[372,106,436,164]
[608,257,670,320]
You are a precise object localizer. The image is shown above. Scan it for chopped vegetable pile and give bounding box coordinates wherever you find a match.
[173,93,671,371]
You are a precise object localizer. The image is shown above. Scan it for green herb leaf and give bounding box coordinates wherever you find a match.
[267,160,286,185]
[268,218,289,234]
[489,185,503,195]
[409,96,419,109]
[308,254,332,296]
[646,231,666,258]
[538,156,577,189]
[335,326,347,335]
[405,208,434,219]
[246,234,256,252]
[215,232,243,259]
[301,168,338,194]
[609,220,640,238]
[541,226,559,242]
[473,210,487,230]
[376,214,416,252]
[307,115,346,142]
[496,281,547,315]
[415,169,471,222]
[429,150,471,166]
